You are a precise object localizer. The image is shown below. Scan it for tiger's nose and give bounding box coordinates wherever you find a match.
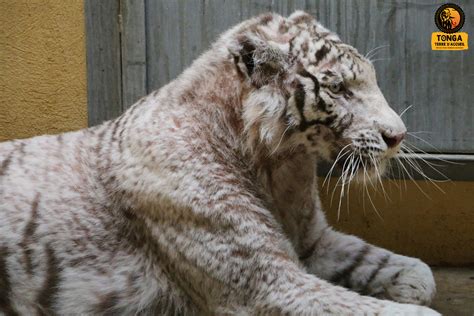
[382,131,406,148]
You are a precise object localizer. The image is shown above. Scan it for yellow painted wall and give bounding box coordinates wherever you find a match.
[0,0,471,265]
[0,0,87,141]
[323,179,474,266]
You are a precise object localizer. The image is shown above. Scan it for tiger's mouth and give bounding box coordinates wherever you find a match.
[328,146,389,182]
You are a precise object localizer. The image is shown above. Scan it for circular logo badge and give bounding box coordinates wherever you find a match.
[435,3,465,33]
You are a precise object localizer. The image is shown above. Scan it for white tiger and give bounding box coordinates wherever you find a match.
[0,11,439,315]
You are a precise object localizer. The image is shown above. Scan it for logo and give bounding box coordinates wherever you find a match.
[435,3,465,33]
[432,3,468,50]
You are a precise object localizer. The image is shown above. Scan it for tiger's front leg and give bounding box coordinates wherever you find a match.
[299,209,437,306]
[142,185,438,315]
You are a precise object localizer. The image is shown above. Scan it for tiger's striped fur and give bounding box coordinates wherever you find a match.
[0,11,438,315]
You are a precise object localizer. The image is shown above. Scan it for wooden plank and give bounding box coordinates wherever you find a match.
[272,0,290,16]
[85,0,122,126]
[120,0,147,109]
[401,0,474,153]
[181,0,205,69]
[291,0,307,12]
[204,0,242,42]
[145,0,183,92]
[240,0,272,19]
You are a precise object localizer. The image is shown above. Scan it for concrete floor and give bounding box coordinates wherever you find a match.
[431,267,474,316]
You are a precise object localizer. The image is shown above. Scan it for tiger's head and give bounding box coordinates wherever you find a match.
[226,11,406,181]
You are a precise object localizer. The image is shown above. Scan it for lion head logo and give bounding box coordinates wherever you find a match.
[435,3,464,33]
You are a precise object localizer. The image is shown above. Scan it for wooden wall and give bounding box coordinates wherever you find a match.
[86,0,473,154]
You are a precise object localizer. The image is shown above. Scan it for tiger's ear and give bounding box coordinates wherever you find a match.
[231,33,289,87]
[288,10,316,26]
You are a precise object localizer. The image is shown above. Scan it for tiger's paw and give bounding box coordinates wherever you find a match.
[380,302,440,316]
[370,255,436,306]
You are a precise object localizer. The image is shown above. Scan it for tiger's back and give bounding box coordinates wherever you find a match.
[0,128,197,315]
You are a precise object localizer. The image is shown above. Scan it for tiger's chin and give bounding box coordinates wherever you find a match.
[351,158,389,184]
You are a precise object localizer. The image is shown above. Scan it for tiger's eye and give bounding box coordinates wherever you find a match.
[329,82,343,93]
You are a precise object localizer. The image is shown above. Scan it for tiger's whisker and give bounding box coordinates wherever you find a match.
[403,137,462,165]
[399,148,447,193]
[401,144,451,181]
[371,153,390,202]
[369,58,392,63]
[323,143,352,193]
[361,158,383,220]
[398,104,413,117]
[395,154,432,199]
[365,44,389,60]
[331,151,353,207]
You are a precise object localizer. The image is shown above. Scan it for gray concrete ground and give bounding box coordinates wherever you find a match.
[431,267,474,316]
